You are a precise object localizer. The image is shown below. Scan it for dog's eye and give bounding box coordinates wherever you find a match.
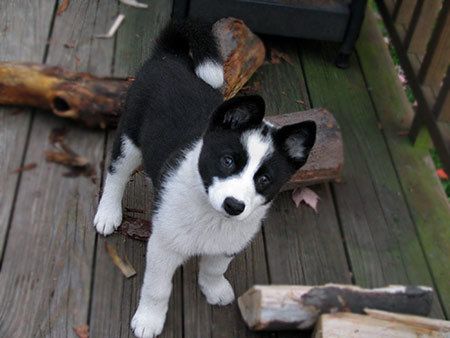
[220,155,235,169]
[256,175,271,188]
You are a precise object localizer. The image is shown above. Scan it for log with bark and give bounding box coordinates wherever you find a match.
[237,284,434,331]
[0,18,265,128]
[314,310,450,337]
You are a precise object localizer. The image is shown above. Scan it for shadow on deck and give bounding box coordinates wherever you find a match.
[0,1,449,337]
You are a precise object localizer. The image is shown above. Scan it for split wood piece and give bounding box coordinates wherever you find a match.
[314,311,450,338]
[237,284,434,331]
[364,309,450,332]
[0,18,265,128]
[265,108,343,189]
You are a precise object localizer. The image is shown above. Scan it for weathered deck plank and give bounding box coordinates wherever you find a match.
[89,2,183,338]
[251,43,352,338]
[356,9,450,318]
[0,0,56,262]
[1,2,449,337]
[299,37,445,318]
[0,1,114,336]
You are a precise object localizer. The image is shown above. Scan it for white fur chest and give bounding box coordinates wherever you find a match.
[152,142,269,256]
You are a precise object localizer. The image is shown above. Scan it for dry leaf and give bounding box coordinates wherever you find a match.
[56,0,70,15]
[96,14,125,39]
[45,150,89,167]
[240,81,261,94]
[125,207,145,214]
[12,163,37,174]
[291,187,320,213]
[270,48,294,65]
[73,324,89,338]
[437,168,448,180]
[118,216,152,241]
[46,129,97,182]
[120,0,148,8]
[49,127,68,145]
[105,242,137,278]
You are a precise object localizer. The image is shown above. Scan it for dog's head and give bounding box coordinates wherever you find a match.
[198,95,316,220]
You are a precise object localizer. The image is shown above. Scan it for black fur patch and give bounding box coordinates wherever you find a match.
[112,19,223,192]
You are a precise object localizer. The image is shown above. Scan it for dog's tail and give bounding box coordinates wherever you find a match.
[157,19,224,89]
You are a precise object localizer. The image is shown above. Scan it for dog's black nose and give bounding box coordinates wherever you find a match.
[223,197,245,216]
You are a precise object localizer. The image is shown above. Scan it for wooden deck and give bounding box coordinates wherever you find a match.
[0,1,449,337]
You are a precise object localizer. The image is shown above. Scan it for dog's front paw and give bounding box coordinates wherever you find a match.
[93,203,122,236]
[199,274,235,306]
[131,306,165,338]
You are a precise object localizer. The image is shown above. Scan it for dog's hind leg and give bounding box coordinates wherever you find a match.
[94,134,142,235]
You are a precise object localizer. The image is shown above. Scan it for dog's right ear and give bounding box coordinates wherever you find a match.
[209,95,265,131]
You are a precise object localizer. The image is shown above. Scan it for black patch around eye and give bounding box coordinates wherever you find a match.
[220,154,235,171]
[198,130,248,191]
[255,152,299,202]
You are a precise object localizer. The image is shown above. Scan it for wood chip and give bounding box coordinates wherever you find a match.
[105,241,136,278]
[96,14,125,39]
[11,163,37,174]
[120,0,148,8]
[73,324,89,338]
[56,0,70,15]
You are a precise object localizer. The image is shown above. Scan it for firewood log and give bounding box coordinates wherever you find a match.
[314,311,450,338]
[364,309,450,332]
[237,284,434,331]
[0,18,265,128]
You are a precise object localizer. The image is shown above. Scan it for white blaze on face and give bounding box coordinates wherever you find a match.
[208,129,273,220]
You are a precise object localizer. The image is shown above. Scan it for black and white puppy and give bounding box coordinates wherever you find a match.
[93,20,316,338]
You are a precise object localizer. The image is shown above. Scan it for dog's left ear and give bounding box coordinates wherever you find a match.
[209,95,265,131]
[274,120,316,168]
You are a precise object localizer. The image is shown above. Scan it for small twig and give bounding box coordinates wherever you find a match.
[120,0,148,8]
[105,241,136,278]
[95,14,125,39]
[11,163,37,174]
